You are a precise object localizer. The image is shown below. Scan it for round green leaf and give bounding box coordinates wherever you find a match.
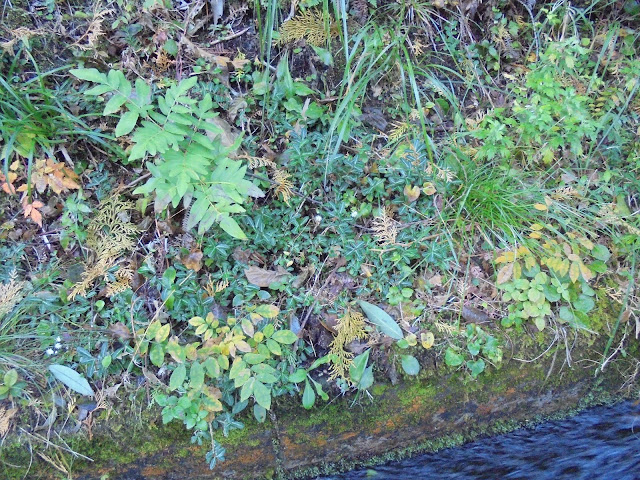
[444,347,464,367]
[271,330,298,344]
[400,355,420,376]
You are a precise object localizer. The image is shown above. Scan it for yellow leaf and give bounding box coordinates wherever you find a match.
[422,182,436,196]
[533,203,548,211]
[529,231,542,239]
[579,261,594,281]
[577,237,594,250]
[403,185,421,203]
[530,223,544,231]
[497,263,514,284]
[513,261,522,280]
[504,251,515,262]
[569,261,580,283]
[525,255,537,270]
[495,255,507,264]
[421,331,435,349]
[567,253,580,262]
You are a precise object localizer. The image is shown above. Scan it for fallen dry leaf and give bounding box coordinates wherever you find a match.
[244,265,291,287]
[182,251,203,272]
[108,322,132,340]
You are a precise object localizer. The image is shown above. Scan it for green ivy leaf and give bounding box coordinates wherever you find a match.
[466,358,485,378]
[444,347,464,367]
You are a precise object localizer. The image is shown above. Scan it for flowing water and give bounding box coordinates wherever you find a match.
[320,401,640,480]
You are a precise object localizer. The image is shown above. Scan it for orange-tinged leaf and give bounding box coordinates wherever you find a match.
[579,261,594,281]
[497,263,514,284]
[30,207,43,227]
[182,251,203,272]
[569,261,580,283]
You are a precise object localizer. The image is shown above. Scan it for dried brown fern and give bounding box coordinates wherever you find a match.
[328,310,368,380]
[0,271,26,319]
[70,197,138,300]
[277,10,338,47]
[271,169,294,204]
[371,207,398,245]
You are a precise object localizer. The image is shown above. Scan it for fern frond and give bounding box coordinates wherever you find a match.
[277,10,337,47]
[0,271,26,319]
[272,169,294,205]
[329,310,368,380]
[371,207,398,245]
[388,121,410,143]
[243,155,277,170]
[434,321,458,335]
[70,198,138,300]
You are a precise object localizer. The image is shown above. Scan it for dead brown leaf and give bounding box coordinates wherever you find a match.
[0,407,17,437]
[244,265,291,287]
[182,251,203,272]
[108,322,131,340]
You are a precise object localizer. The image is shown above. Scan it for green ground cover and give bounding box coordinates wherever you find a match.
[0,0,639,476]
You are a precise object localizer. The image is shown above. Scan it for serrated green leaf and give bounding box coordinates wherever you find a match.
[115,111,139,137]
[149,343,165,367]
[189,361,205,391]
[253,380,271,410]
[358,301,403,339]
[266,338,282,356]
[70,68,107,84]
[169,364,186,390]
[240,377,255,402]
[271,330,298,344]
[220,215,247,240]
[48,365,94,397]
[288,369,307,383]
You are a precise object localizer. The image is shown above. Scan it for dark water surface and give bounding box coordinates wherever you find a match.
[320,401,640,480]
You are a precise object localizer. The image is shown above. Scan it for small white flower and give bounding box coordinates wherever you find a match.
[46,348,55,355]
[314,215,322,223]
[56,336,61,342]
[351,210,358,218]
[55,342,62,350]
